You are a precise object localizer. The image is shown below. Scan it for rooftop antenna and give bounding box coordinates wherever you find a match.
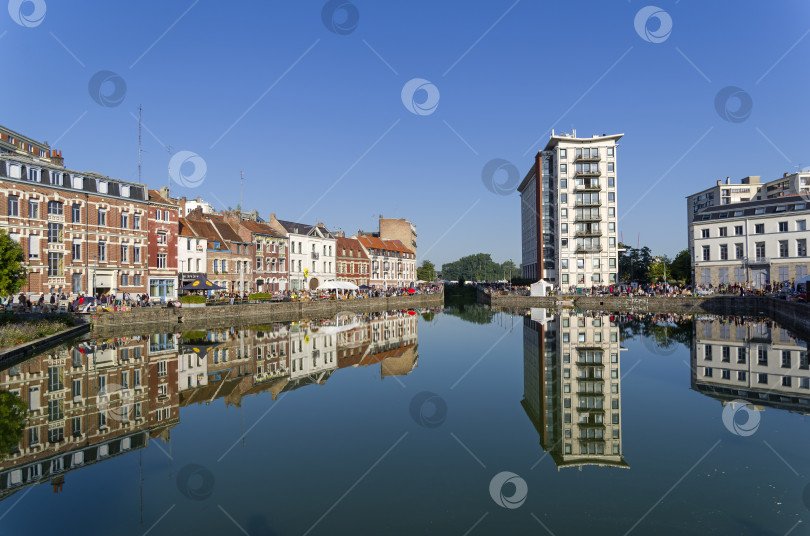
[240,171,245,213]
[137,105,142,184]
[166,145,173,195]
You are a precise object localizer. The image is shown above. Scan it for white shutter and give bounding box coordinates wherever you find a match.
[29,235,39,256]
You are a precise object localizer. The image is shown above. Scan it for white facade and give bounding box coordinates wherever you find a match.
[178,234,207,276]
[178,350,208,391]
[690,197,809,288]
[519,132,623,288]
[289,326,337,380]
[287,230,336,291]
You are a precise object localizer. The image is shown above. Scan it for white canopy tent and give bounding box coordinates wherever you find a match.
[796,275,810,289]
[530,280,554,297]
[316,281,360,291]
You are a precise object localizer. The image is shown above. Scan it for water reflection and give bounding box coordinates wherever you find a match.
[691,316,810,414]
[522,309,629,469]
[0,308,427,501]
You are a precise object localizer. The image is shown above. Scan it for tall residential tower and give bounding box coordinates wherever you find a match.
[519,132,623,288]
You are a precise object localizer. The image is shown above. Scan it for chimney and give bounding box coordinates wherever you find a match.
[49,149,64,167]
[784,172,790,177]
[726,177,730,184]
[270,213,276,220]
[160,185,170,200]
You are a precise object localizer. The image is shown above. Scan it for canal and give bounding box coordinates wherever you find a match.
[0,305,807,535]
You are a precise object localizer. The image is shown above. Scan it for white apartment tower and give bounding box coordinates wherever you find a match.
[519,132,623,289]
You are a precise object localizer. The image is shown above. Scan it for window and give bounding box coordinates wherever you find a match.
[719,227,727,237]
[72,203,81,222]
[798,239,807,257]
[559,149,566,159]
[779,221,788,232]
[734,225,743,235]
[121,274,129,286]
[157,231,167,245]
[48,399,64,421]
[28,235,39,259]
[779,240,788,258]
[608,177,615,188]
[7,195,19,216]
[735,243,744,259]
[755,223,764,234]
[608,192,615,202]
[702,246,710,261]
[28,199,39,219]
[561,259,568,269]
[560,164,567,174]
[782,350,791,368]
[98,241,107,262]
[72,242,81,261]
[607,162,614,172]
[701,229,710,238]
[560,178,567,189]
[561,193,568,204]
[720,245,728,260]
[47,201,63,215]
[48,222,63,243]
[48,252,63,277]
[158,360,167,376]
[133,246,141,263]
[157,253,167,268]
[798,220,807,231]
[133,214,141,229]
[607,147,614,157]
[121,213,129,228]
[98,209,106,226]
[608,207,615,217]
[134,274,141,286]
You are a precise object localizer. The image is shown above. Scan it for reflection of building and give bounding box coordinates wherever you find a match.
[1,309,424,501]
[691,317,810,413]
[336,312,419,378]
[0,335,179,499]
[522,309,628,469]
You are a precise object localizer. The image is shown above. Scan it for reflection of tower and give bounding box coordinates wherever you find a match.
[691,317,810,413]
[522,309,628,469]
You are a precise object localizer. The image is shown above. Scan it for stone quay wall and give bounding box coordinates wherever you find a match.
[90,294,444,336]
[481,290,810,339]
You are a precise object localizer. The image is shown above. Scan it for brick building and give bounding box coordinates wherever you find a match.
[356,235,416,288]
[225,214,288,293]
[335,235,370,287]
[1,152,150,298]
[146,188,180,300]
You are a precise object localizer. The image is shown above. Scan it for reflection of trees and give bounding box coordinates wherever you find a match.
[420,312,436,323]
[443,304,496,325]
[0,390,26,460]
[619,316,694,350]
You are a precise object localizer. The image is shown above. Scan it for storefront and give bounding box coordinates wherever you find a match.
[148,278,177,301]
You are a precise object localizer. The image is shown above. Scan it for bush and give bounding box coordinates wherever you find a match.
[180,295,206,304]
[249,293,273,300]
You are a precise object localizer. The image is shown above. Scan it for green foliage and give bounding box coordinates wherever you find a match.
[420,311,435,322]
[0,314,74,348]
[648,255,671,282]
[0,230,27,296]
[619,243,654,284]
[440,253,514,282]
[417,260,436,282]
[443,304,497,325]
[0,390,27,459]
[180,295,206,304]
[248,293,273,300]
[181,330,207,341]
[669,249,692,283]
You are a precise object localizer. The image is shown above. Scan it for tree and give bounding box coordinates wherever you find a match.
[417,260,436,282]
[669,249,692,283]
[0,230,26,295]
[649,255,671,283]
[441,253,503,282]
[0,390,26,460]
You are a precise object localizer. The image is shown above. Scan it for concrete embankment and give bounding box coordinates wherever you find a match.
[479,289,810,339]
[90,294,444,336]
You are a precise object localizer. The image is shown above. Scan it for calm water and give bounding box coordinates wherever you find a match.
[1,306,809,535]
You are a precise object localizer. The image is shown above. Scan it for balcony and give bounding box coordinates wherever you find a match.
[576,246,603,254]
[576,170,601,177]
[311,252,320,260]
[574,201,601,208]
[574,184,601,192]
[575,154,600,162]
[747,256,769,265]
[575,230,601,238]
[574,215,601,223]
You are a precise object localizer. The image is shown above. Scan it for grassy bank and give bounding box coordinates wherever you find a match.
[0,314,76,349]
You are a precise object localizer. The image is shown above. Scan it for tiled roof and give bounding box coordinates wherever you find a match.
[357,236,413,255]
[185,219,229,251]
[178,218,196,237]
[336,236,369,259]
[205,215,245,243]
[240,220,283,237]
[276,219,332,238]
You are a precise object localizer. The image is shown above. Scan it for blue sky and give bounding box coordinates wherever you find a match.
[3,0,809,268]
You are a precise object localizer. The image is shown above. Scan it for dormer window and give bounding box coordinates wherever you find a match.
[121,185,130,198]
[72,175,83,189]
[97,180,108,194]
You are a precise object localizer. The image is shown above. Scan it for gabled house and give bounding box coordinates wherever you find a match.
[268,213,336,291]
